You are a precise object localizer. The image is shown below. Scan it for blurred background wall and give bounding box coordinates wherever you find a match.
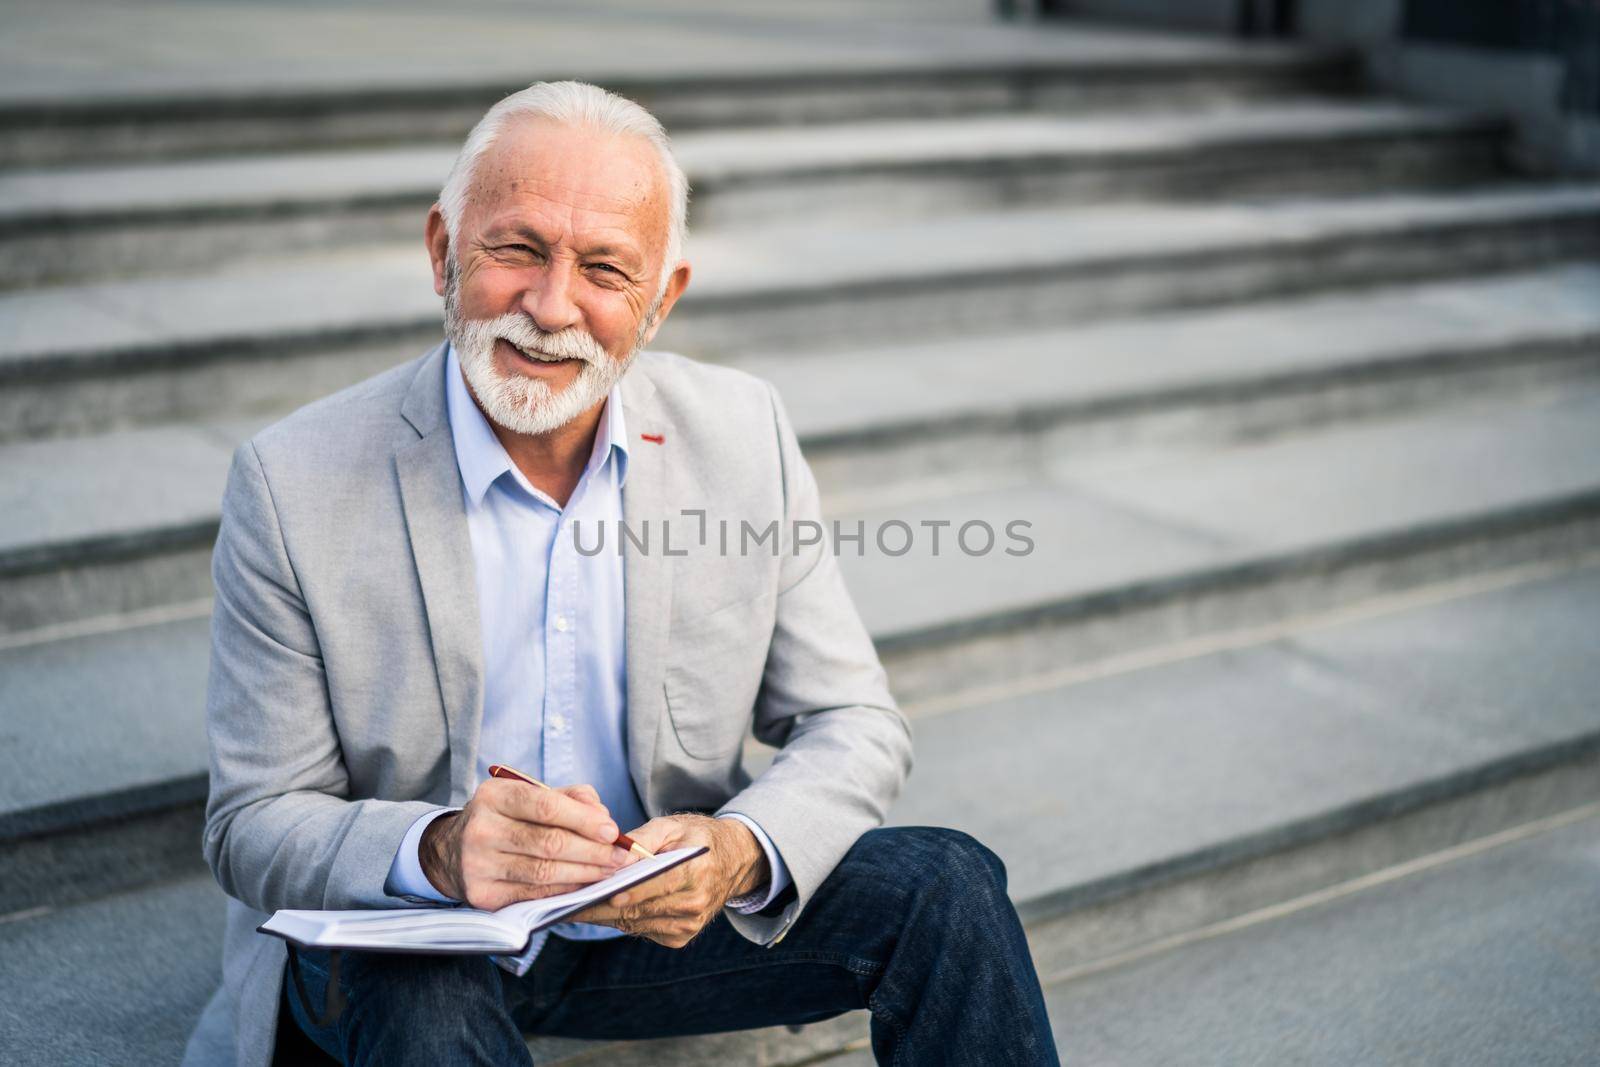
[1,2,1598,1064]
[1048,0,1600,171]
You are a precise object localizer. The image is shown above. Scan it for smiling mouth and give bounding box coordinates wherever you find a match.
[499,338,580,367]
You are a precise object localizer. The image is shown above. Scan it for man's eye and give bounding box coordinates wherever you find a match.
[589,263,621,275]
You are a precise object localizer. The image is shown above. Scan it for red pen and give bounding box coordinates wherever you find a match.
[487,763,656,859]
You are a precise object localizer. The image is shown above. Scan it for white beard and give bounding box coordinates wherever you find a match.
[444,270,651,437]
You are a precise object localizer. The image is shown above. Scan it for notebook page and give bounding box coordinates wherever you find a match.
[262,907,520,952]
[258,846,705,952]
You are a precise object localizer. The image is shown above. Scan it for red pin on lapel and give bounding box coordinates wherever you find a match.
[640,433,665,444]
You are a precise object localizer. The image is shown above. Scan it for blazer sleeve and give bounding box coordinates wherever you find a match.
[715,383,915,946]
[201,441,438,914]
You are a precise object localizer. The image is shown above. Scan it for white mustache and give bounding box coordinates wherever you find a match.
[481,313,609,365]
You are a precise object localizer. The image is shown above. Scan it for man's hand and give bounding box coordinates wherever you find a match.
[575,814,768,948]
[419,779,630,911]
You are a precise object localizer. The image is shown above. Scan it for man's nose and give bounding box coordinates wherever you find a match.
[522,262,583,333]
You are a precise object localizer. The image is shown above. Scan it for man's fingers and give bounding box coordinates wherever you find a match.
[578,886,696,925]
[486,778,618,844]
[482,881,590,909]
[603,864,689,908]
[497,817,629,868]
[623,893,696,920]
[621,816,682,854]
[572,896,707,949]
[561,784,604,808]
[492,854,624,890]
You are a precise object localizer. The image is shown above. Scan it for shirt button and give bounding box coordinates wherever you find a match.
[550,714,567,732]
[553,614,571,632]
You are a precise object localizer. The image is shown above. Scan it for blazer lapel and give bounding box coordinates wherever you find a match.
[620,365,673,813]
[395,343,486,806]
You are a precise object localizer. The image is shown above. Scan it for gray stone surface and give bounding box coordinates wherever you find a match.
[1295,566,1600,750]
[0,98,1509,286]
[838,385,1600,638]
[9,364,1599,642]
[1057,384,1600,556]
[1040,811,1600,1065]
[0,100,1488,222]
[0,873,226,1066]
[0,615,212,827]
[837,481,1227,639]
[0,95,1510,286]
[5,564,1599,1065]
[675,100,1489,179]
[0,0,1312,102]
[0,146,458,223]
[0,421,247,559]
[4,360,1597,653]
[887,566,1600,910]
[745,264,1600,448]
[0,245,437,371]
[6,184,1598,376]
[678,184,1600,300]
[893,642,1501,905]
[9,389,1595,839]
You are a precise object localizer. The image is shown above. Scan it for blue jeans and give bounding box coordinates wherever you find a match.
[285,827,1059,1065]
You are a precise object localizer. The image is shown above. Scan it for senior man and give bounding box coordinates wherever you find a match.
[185,81,1056,1067]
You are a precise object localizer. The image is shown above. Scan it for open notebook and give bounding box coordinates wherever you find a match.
[259,845,705,955]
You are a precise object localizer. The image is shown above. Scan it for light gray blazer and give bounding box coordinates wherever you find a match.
[184,343,912,1067]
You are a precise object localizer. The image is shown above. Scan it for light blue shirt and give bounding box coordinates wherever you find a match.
[386,344,789,970]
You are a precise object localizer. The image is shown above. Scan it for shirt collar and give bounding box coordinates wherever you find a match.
[445,342,630,508]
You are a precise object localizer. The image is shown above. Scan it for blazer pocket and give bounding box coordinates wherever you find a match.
[663,592,772,760]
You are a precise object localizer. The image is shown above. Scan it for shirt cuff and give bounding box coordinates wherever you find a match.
[717,812,791,914]
[384,808,461,904]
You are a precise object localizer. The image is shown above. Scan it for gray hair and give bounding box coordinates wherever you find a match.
[437,80,689,294]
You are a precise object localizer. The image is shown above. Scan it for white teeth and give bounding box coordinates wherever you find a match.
[502,338,579,364]
[509,342,551,362]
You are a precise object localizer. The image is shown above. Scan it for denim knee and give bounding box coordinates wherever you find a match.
[856,826,1010,906]
[347,951,503,1017]
[320,951,519,1065]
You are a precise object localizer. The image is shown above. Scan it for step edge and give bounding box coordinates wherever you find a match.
[5,192,1595,379]
[5,505,1597,843]
[0,771,208,843]
[7,717,1594,968]
[871,487,1600,653]
[795,329,1600,453]
[1012,729,1600,926]
[0,114,1506,232]
[6,326,1595,573]
[0,49,1357,126]
[3,474,1596,651]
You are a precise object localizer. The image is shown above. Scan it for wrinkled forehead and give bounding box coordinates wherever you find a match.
[466,117,671,256]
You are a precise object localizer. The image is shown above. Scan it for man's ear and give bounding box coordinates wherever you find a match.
[425,204,450,297]
[641,261,692,347]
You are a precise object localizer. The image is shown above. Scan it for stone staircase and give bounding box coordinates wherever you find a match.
[2,13,1598,1066]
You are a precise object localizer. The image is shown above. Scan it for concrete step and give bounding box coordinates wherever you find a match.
[4,388,1599,913]
[8,562,1598,1065]
[842,386,1600,702]
[1030,807,1600,1066]
[664,184,1600,356]
[0,33,1353,168]
[751,264,1600,508]
[0,101,1507,287]
[4,185,1597,442]
[0,419,257,633]
[4,278,1599,635]
[0,870,224,1066]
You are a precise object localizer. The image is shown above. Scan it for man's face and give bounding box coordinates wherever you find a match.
[428,117,688,435]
